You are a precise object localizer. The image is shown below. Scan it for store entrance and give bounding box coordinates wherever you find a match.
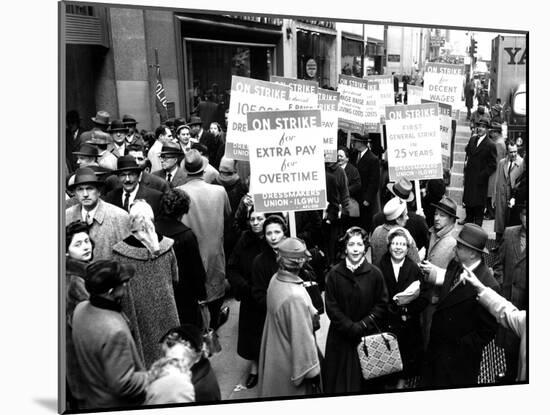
[184,40,275,119]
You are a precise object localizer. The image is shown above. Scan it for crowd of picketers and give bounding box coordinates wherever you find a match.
[63,104,527,411]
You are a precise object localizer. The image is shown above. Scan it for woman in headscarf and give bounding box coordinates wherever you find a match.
[112,199,180,367]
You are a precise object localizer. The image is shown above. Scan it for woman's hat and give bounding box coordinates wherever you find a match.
[386,177,414,202]
[68,167,103,191]
[277,237,311,259]
[175,124,190,135]
[383,197,407,221]
[183,149,207,175]
[91,110,110,126]
[109,119,129,132]
[122,114,138,126]
[454,223,489,254]
[187,116,202,127]
[85,260,136,295]
[430,196,459,219]
[115,155,144,173]
[72,143,99,158]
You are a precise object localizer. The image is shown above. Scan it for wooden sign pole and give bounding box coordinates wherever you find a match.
[415,179,424,217]
[288,210,297,237]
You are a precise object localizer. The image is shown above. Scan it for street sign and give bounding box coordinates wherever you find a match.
[306,58,318,78]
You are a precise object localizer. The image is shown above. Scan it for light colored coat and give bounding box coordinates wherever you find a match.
[478,287,526,381]
[66,200,130,260]
[258,270,320,398]
[72,301,148,409]
[177,177,231,302]
[493,156,524,234]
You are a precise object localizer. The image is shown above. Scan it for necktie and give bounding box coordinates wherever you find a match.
[166,172,172,182]
[450,268,463,291]
[85,211,92,225]
[123,192,130,211]
[507,161,513,178]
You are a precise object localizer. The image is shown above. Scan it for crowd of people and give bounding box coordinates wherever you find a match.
[64,106,528,411]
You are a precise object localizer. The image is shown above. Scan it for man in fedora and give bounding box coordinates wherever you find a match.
[82,130,118,171]
[189,142,220,184]
[66,168,130,260]
[176,149,231,330]
[108,120,130,158]
[122,114,144,147]
[419,223,499,388]
[188,115,205,142]
[84,110,111,138]
[152,142,188,188]
[103,156,163,216]
[71,260,148,409]
[70,143,119,195]
[147,125,175,174]
[175,124,193,153]
[350,133,381,233]
[419,196,459,350]
[372,177,429,252]
[125,144,170,194]
[461,118,497,226]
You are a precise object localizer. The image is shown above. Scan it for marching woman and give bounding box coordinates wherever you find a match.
[226,208,268,389]
[323,226,389,394]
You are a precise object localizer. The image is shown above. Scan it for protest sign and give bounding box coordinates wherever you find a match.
[225,76,290,160]
[366,75,394,123]
[385,103,443,181]
[318,88,340,162]
[364,79,381,132]
[423,99,453,170]
[422,62,465,109]
[270,76,319,109]
[407,85,423,105]
[247,109,327,213]
[337,74,369,134]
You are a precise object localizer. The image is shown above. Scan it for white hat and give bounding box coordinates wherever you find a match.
[383,197,407,221]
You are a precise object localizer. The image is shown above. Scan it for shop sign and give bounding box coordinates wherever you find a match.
[306,58,318,78]
[225,76,290,161]
[385,103,443,181]
[247,109,327,212]
[422,62,465,109]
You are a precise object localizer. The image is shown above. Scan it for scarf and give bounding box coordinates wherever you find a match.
[129,202,160,257]
[346,256,366,273]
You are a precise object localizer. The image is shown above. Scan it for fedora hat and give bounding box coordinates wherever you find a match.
[175,123,190,135]
[109,119,129,133]
[85,260,136,295]
[160,142,185,157]
[115,155,143,173]
[82,130,111,146]
[383,197,407,221]
[387,177,414,202]
[122,114,138,126]
[430,196,459,219]
[68,167,103,191]
[183,149,207,175]
[475,118,490,128]
[454,223,489,254]
[91,110,110,126]
[350,132,371,142]
[72,143,99,158]
[188,116,202,126]
[174,117,187,130]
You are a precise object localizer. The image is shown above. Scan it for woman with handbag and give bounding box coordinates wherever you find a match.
[323,226,389,394]
[377,227,430,389]
[226,208,268,389]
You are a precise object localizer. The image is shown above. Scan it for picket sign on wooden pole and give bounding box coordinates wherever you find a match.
[288,210,297,238]
[415,179,424,217]
[346,130,352,148]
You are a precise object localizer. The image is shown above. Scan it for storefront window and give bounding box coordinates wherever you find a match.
[341,37,363,77]
[297,30,334,88]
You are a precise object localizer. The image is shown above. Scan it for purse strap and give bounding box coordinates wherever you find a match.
[366,314,392,351]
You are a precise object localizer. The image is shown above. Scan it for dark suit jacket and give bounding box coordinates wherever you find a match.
[463,134,497,207]
[353,149,380,206]
[423,259,499,388]
[344,162,362,200]
[103,184,163,217]
[152,167,188,188]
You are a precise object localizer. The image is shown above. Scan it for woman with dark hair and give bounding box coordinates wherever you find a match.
[65,220,94,409]
[155,189,207,327]
[323,226,389,394]
[377,227,429,388]
[337,145,362,229]
[208,122,226,170]
[226,208,268,388]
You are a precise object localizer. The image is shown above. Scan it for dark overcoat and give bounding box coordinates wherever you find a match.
[353,149,381,231]
[226,230,268,360]
[463,135,497,207]
[155,217,207,327]
[377,253,429,376]
[323,260,388,394]
[422,259,499,388]
[103,184,163,217]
